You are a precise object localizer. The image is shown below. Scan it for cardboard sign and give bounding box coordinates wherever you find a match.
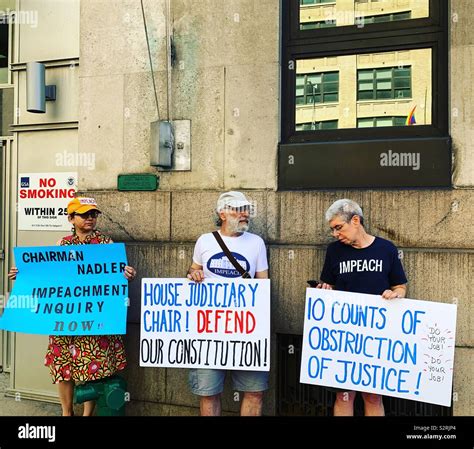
[300,289,457,407]
[140,278,270,371]
[0,244,128,335]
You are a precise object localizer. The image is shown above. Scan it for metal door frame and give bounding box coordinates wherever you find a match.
[1,137,15,373]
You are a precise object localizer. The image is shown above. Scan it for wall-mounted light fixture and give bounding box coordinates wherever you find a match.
[26,62,56,113]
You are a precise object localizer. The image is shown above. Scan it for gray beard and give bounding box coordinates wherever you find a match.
[227,215,249,234]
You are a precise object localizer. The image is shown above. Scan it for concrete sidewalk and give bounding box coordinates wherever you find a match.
[0,372,60,416]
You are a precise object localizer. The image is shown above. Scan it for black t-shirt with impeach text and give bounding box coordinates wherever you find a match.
[320,237,407,295]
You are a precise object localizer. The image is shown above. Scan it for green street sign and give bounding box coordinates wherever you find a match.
[117,174,159,191]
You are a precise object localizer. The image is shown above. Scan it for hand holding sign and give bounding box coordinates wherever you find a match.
[7,267,18,281]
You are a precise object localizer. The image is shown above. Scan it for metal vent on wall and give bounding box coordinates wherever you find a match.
[277,334,452,417]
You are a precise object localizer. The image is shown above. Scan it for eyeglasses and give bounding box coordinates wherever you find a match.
[330,222,347,234]
[74,210,100,219]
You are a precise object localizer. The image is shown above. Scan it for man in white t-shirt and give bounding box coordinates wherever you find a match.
[187,191,269,416]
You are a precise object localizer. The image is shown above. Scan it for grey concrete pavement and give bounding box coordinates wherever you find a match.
[0,372,60,416]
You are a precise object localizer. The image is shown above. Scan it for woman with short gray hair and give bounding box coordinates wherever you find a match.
[325,199,364,225]
[317,198,408,416]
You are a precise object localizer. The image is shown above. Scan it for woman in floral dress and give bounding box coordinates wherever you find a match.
[9,197,137,416]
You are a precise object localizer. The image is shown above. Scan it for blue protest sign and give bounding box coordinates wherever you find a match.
[0,244,128,335]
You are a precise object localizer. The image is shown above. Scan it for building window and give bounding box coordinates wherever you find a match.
[300,20,336,30]
[362,12,412,25]
[280,0,449,189]
[300,0,335,5]
[296,120,338,131]
[0,13,13,136]
[0,19,9,84]
[296,72,339,105]
[357,67,412,101]
[295,49,430,131]
[358,116,407,128]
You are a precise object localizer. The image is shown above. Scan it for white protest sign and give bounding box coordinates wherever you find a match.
[18,172,77,231]
[300,289,457,407]
[140,278,270,371]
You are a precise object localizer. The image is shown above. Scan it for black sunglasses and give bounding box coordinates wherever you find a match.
[74,210,100,219]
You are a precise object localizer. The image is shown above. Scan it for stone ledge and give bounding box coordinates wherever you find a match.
[82,190,474,250]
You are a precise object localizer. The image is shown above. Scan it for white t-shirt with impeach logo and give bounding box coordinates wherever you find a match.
[192,231,268,278]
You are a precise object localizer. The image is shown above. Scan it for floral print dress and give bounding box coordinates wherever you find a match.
[44,230,127,383]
